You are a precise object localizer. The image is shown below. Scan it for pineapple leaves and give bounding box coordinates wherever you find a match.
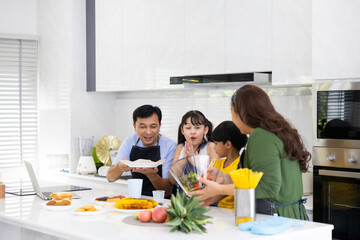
[166,191,212,234]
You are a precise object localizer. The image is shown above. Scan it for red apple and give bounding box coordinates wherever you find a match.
[138,210,152,223]
[152,207,167,223]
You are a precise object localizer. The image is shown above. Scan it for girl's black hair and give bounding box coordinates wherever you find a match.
[213,121,247,152]
[177,110,213,144]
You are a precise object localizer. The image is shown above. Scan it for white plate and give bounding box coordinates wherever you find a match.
[119,159,165,168]
[44,203,75,211]
[93,200,116,208]
[114,208,154,214]
[73,207,106,216]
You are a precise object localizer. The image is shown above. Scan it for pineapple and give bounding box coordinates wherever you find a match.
[166,191,212,233]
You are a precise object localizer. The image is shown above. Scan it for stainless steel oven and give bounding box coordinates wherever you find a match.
[313,82,360,240]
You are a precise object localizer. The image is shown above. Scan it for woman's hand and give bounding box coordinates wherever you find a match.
[207,167,233,184]
[187,177,221,201]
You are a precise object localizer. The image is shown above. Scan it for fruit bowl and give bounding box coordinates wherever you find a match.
[170,155,210,193]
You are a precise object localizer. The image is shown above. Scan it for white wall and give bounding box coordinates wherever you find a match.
[0,0,37,35]
[37,0,118,173]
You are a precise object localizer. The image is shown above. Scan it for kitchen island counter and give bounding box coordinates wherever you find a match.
[0,189,333,240]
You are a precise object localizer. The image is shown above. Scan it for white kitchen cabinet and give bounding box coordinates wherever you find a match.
[121,0,152,90]
[226,0,271,73]
[148,0,185,89]
[313,0,360,80]
[95,0,123,91]
[94,0,184,91]
[184,0,226,75]
[272,0,312,84]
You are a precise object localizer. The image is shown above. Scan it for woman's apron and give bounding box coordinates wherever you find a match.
[238,149,309,220]
[129,137,162,196]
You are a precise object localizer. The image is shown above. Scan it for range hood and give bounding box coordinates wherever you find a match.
[170,72,271,85]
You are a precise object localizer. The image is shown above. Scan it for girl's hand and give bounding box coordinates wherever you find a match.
[184,141,198,157]
[187,177,221,201]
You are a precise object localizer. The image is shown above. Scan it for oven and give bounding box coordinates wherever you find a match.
[313,148,360,240]
[313,82,360,240]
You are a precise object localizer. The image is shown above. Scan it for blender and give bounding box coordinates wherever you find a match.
[76,136,97,174]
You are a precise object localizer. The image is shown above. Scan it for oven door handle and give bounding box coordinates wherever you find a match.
[319,169,360,179]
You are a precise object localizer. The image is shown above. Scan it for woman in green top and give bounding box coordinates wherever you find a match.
[190,85,311,220]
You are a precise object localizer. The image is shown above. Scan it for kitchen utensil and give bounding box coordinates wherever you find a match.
[119,159,165,168]
[79,136,94,156]
[235,188,256,225]
[76,156,97,175]
[170,155,211,193]
[76,136,97,174]
[96,136,121,166]
[98,166,110,176]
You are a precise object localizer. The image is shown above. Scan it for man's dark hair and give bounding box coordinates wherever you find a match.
[213,121,247,152]
[133,105,162,123]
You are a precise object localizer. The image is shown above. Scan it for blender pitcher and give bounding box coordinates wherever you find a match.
[76,136,97,174]
[79,136,94,156]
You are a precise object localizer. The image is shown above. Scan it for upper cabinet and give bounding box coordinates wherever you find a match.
[95,0,123,91]
[90,0,273,91]
[313,0,360,80]
[226,0,271,73]
[184,0,226,75]
[93,0,185,91]
[121,0,185,90]
[271,0,312,84]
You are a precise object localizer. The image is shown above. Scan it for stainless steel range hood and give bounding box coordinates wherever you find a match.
[170,72,271,85]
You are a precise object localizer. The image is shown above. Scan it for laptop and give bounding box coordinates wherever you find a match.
[5,161,91,200]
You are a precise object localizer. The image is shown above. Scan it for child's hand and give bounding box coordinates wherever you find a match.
[184,141,198,157]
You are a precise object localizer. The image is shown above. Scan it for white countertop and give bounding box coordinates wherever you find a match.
[0,188,333,240]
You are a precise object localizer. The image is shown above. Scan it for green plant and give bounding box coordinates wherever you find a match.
[166,191,212,233]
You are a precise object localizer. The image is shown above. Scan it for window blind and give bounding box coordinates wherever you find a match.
[0,38,38,168]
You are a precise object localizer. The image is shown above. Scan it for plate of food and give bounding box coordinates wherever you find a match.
[73,205,105,216]
[44,200,75,211]
[94,195,126,207]
[119,159,165,168]
[50,192,74,201]
[113,198,158,214]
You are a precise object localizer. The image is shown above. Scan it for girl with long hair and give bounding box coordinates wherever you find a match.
[175,110,216,160]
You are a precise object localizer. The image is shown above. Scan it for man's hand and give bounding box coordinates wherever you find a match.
[117,162,131,172]
[131,167,158,177]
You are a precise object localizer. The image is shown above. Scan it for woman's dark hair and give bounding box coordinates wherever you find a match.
[231,85,311,172]
[213,121,247,152]
[177,110,213,144]
[133,105,162,123]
